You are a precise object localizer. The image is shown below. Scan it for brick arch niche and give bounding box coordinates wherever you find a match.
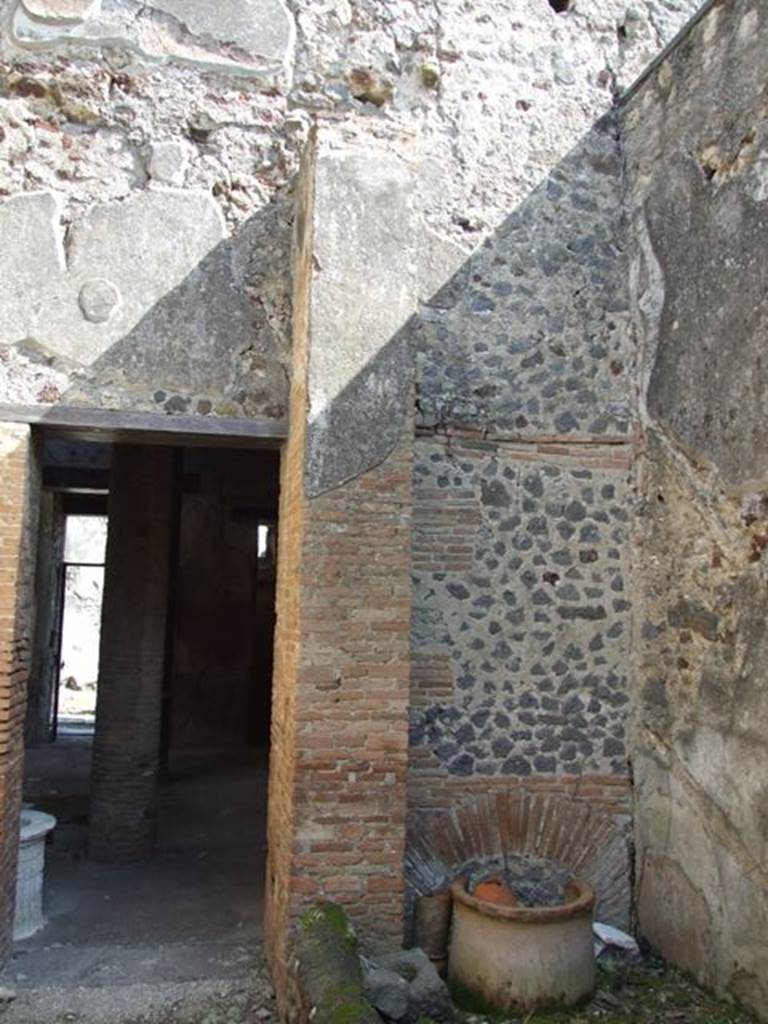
[406,788,632,929]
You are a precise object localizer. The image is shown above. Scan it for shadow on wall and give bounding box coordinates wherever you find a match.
[74,200,292,421]
[26,103,635,880]
[301,109,631,496]
[2,190,293,423]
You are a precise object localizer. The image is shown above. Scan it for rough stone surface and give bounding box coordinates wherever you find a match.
[364,968,409,1021]
[410,439,632,778]
[0,0,704,423]
[378,948,454,1024]
[625,1,768,1018]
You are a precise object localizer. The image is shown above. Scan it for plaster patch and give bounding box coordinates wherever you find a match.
[9,0,295,83]
[0,189,226,368]
[630,209,666,420]
[305,143,417,494]
[147,141,191,187]
[20,0,100,23]
[0,190,67,345]
[148,0,295,66]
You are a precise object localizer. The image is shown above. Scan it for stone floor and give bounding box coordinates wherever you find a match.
[3,737,270,1023]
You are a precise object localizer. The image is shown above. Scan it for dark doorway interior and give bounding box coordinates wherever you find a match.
[164,447,279,755]
[18,437,280,996]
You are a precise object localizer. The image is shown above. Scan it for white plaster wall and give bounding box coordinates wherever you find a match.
[0,0,705,417]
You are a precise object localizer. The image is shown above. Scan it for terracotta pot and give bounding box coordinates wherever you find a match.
[414,892,452,976]
[472,878,518,907]
[448,876,595,1013]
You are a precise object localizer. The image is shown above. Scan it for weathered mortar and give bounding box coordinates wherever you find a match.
[0,0,711,990]
[410,438,632,780]
[0,0,704,420]
[624,0,768,1016]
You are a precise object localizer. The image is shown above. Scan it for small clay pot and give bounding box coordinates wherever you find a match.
[472,877,518,907]
[414,892,452,975]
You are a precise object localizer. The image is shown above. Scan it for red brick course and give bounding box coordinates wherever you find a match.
[406,772,633,928]
[265,141,414,1005]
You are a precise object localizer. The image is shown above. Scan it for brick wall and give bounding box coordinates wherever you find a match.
[89,445,174,863]
[267,419,413,995]
[0,424,39,968]
[406,772,633,929]
[408,769,631,820]
[266,132,414,1003]
[264,133,314,1001]
[289,428,412,935]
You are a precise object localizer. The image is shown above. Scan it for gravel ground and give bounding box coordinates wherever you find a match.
[0,959,277,1024]
[1,954,755,1024]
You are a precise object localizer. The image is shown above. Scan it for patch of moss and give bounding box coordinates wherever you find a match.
[347,68,393,107]
[299,902,357,951]
[419,63,440,88]
[318,982,369,1024]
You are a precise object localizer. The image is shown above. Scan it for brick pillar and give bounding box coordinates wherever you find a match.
[25,491,65,746]
[0,425,39,970]
[89,445,174,863]
[265,126,416,1004]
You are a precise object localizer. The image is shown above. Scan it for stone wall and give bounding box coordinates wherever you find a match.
[0,0,710,986]
[410,437,633,782]
[397,1,702,860]
[624,1,768,1017]
[0,0,703,421]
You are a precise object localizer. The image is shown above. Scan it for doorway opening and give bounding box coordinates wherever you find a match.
[55,512,107,738]
[18,436,280,1001]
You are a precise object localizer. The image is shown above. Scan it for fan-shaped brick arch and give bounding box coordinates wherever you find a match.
[406,789,631,929]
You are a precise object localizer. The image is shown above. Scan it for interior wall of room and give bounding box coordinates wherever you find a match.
[169,448,279,750]
[624,1,768,1016]
[0,0,710,987]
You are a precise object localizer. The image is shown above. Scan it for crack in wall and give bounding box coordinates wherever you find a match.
[639,723,768,893]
